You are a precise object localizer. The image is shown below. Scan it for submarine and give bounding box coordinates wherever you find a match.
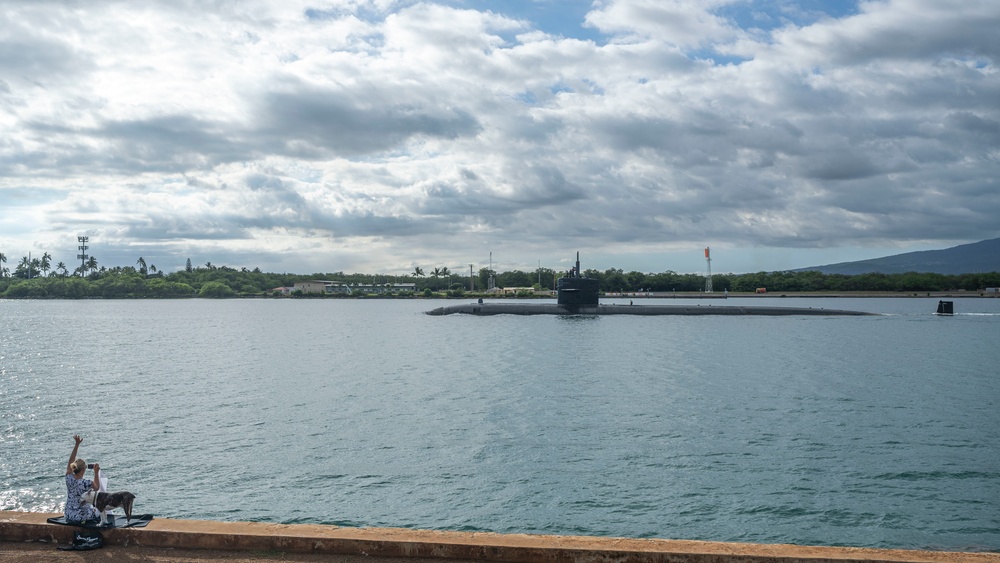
[426,253,875,317]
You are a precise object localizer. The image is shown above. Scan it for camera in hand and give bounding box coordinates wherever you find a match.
[87,463,95,469]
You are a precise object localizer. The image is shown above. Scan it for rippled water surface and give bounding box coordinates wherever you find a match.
[2,297,998,551]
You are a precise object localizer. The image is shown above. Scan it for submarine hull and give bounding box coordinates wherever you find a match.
[425,303,874,316]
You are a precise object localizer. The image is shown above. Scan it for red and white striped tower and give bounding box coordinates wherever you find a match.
[704,247,713,293]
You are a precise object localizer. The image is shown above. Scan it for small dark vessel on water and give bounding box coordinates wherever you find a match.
[426,253,875,317]
[936,300,954,315]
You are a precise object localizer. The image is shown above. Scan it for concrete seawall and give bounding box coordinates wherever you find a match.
[2,512,997,563]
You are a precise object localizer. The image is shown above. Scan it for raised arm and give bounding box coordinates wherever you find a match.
[91,463,101,491]
[67,435,82,475]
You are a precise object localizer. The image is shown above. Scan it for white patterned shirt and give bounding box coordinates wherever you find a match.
[64,474,100,522]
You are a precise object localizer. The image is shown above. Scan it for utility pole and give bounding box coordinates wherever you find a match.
[469,264,474,291]
[488,252,495,292]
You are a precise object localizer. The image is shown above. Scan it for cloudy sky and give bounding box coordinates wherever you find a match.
[1,0,997,276]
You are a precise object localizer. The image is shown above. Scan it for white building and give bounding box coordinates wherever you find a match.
[350,282,417,295]
[292,280,351,294]
[287,281,417,295]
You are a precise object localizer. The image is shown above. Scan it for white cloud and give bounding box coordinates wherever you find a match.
[0,0,997,276]
[585,0,741,47]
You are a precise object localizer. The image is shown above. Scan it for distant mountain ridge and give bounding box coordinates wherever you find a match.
[796,238,1000,275]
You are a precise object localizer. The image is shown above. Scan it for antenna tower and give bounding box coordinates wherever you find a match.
[77,236,89,276]
[704,247,713,292]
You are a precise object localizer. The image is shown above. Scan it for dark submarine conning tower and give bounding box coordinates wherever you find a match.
[557,252,600,307]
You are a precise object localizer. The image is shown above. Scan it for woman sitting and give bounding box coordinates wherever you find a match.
[64,435,101,523]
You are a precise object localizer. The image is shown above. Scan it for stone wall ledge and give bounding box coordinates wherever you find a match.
[2,511,997,563]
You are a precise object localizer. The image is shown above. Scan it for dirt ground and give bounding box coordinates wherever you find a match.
[1,541,476,563]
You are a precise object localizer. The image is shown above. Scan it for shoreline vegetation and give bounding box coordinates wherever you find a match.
[1,261,998,299]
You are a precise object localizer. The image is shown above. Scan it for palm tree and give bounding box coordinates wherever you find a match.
[412,266,424,277]
[86,256,98,276]
[0,251,6,277]
[137,257,147,276]
[149,264,158,275]
[41,252,52,277]
[56,261,68,277]
[18,255,30,278]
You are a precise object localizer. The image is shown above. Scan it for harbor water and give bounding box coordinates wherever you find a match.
[1,297,998,552]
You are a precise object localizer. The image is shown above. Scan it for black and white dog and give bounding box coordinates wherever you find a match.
[80,489,136,523]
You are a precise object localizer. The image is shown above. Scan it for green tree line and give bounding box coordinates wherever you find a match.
[1,254,997,298]
[479,267,1000,294]
[579,268,1000,293]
